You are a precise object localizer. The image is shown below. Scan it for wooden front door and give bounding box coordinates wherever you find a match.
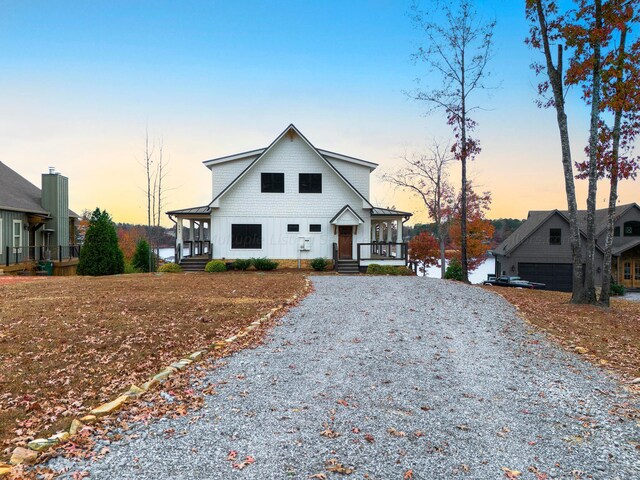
[338,226,353,260]
[621,259,640,289]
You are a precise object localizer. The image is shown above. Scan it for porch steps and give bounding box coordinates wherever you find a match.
[179,256,209,272]
[336,260,360,275]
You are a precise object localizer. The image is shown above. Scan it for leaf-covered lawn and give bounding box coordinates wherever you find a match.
[486,287,640,380]
[0,272,307,459]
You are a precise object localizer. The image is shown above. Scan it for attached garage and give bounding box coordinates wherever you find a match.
[518,262,573,292]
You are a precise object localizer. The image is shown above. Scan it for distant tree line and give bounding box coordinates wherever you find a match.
[404,218,524,248]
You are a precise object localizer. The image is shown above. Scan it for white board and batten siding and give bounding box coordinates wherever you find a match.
[210,133,371,260]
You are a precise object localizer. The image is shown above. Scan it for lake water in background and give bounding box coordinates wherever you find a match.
[421,256,496,284]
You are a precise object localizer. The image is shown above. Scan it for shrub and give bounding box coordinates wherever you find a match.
[233,259,253,271]
[252,257,278,271]
[132,239,152,272]
[444,258,463,281]
[124,261,139,274]
[310,257,328,271]
[77,208,125,276]
[366,264,412,276]
[205,260,227,273]
[158,262,182,273]
[610,283,625,296]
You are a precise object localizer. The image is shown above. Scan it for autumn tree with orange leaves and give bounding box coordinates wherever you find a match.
[447,186,494,272]
[408,231,441,275]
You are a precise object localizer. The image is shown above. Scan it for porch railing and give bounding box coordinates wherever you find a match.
[183,240,211,258]
[4,244,81,267]
[357,242,408,264]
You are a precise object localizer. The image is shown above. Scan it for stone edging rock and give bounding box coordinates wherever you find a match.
[0,276,311,477]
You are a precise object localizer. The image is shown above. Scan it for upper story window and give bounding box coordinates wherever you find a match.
[309,224,322,233]
[261,173,284,193]
[299,173,322,193]
[231,224,262,249]
[549,228,562,245]
[287,224,299,233]
[623,221,640,236]
[614,226,620,237]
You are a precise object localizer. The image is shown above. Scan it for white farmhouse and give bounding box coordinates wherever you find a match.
[167,125,412,272]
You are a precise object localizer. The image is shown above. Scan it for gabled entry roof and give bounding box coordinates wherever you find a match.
[207,124,374,209]
[330,205,365,225]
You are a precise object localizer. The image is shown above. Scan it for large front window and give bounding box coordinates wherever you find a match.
[261,173,284,193]
[231,224,262,249]
[299,173,322,193]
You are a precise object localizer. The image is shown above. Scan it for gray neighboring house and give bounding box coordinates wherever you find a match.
[492,203,640,291]
[0,162,79,273]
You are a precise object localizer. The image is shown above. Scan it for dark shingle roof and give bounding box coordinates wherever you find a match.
[0,162,50,215]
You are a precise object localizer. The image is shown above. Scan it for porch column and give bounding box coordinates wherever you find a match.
[386,221,392,257]
[396,218,403,258]
[189,220,195,256]
[176,218,184,260]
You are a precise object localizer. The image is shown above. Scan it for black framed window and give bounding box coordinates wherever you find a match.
[309,224,321,232]
[549,228,562,245]
[299,173,322,193]
[287,224,299,233]
[231,224,262,249]
[261,173,284,193]
[614,226,620,237]
[623,221,640,236]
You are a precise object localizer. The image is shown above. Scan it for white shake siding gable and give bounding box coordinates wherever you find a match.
[209,157,255,200]
[210,134,371,260]
[324,157,371,200]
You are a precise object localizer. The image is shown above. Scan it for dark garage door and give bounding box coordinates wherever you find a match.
[518,263,573,292]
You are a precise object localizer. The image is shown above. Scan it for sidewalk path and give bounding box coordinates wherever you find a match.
[53,276,639,479]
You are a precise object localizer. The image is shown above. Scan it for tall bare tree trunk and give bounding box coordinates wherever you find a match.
[584,0,603,304]
[599,24,627,307]
[534,1,585,303]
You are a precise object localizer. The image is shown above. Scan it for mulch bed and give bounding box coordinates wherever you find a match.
[0,272,307,461]
[485,287,640,380]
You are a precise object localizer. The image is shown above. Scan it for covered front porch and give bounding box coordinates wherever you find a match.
[613,241,640,290]
[331,206,412,273]
[166,206,212,266]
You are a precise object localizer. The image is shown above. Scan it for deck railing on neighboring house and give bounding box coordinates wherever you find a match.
[4,245,81,267]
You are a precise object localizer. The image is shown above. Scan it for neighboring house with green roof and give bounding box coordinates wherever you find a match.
[492,203,640,291]
[0,162,79,273]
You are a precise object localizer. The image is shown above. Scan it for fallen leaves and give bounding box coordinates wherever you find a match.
[502,467,522,478]
[387,428,406,437]
[325,458,354,475]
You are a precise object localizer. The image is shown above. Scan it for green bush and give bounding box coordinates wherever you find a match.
[366,264,412,276]
[444,258,463,281]
[205,260,227,273]
[124,260,139,274]
[158,262,182,273]
[610,283,625,296]
[233,259,253,271]
[310,257,328,271]
[77,208,125,276]
[252,257,278,271]
[132,239,152,273]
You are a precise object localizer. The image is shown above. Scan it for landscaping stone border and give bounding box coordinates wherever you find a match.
[0,277,311,476]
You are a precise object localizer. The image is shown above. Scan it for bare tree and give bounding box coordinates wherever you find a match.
[408,0,495,283]
[526,0,586,303]
[383,141,454,278]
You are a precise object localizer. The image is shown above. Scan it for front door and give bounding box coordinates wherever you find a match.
[622,259,640,289]
[338,226,353,260]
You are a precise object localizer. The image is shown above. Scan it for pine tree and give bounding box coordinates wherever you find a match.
[77,208,125,276]
[132,239,151,273]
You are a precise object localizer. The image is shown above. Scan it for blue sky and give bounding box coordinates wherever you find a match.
[0,0,634,224]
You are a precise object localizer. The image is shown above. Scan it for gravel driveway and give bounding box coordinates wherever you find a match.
[52,276,639,479]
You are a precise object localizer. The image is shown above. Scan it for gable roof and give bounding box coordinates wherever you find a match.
[330,205,365,224]
[207,124,374,209]
[494,205,640,256]
[0,161,51,215]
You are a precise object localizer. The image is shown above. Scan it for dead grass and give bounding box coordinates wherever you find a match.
[485,287,640,380]
[0,271,307,457]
